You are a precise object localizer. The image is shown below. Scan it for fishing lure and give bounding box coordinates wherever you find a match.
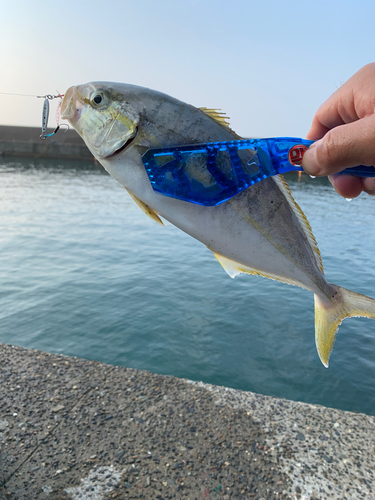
[142,138,375,206]
[39,93,66,140]
[0,91,68,139]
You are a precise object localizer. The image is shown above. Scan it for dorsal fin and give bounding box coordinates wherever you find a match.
[126,189,164,226]
[199,107,232,131]
[212,251,307,289]
[272,174,324,273]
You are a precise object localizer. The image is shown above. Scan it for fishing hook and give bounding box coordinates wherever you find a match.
[40,123,69,140]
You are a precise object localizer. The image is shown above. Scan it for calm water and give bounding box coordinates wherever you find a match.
[1,158,375,415]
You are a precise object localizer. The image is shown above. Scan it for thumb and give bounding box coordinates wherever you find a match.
[302,115,375,176]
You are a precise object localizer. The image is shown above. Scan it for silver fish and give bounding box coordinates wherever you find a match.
[61,82,375,367]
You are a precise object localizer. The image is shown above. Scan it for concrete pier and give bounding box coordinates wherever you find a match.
[0,126,92,160]
[1,344,374,500]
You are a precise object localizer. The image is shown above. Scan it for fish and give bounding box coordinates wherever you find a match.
[61,82,375,367]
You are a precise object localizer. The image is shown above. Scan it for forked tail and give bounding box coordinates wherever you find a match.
[315,285,375,367]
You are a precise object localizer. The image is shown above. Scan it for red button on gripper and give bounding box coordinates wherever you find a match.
[288,145,309,166]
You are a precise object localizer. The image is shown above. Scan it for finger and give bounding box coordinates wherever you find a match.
[302,115,375,176]
[306,83,358,141]
[329,174,375,198]
[362,176,375,195]
[306,96,353,141]
[328,174,363,198]
[310,88,358,131]
[305,64,375,141]
[306,116,330,141]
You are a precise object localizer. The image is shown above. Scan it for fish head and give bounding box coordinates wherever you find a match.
[60,82,237,200]
[61,83,141,159]
[61,82,233,159]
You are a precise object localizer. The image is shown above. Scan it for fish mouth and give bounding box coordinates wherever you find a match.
[105,127,138,158]
[60,85,89,123]
[60,86,75,121]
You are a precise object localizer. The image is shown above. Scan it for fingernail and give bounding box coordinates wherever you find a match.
[302,140,322,176]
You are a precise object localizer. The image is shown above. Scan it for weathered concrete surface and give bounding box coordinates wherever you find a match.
[0,344,374,500]
[0,126,92,160]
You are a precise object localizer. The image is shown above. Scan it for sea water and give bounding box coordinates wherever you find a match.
[1,158,374,415]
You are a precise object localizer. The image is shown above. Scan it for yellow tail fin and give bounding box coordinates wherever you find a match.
[315,285,375,367]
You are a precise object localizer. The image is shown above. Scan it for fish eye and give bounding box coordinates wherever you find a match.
[90,91,107,107]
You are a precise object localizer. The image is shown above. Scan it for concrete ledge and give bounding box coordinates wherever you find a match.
[0,126,92,160]
[0,344,374,500]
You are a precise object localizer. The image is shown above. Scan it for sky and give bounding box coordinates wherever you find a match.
[1,0,374,138]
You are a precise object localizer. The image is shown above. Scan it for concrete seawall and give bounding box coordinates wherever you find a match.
[0,126,92,161]
[1,344,374,500]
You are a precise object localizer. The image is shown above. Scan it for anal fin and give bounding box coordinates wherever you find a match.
[126,189,164,226]
[212,251,303,287]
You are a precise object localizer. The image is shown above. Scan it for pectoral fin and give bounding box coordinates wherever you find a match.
[126,189,164,226]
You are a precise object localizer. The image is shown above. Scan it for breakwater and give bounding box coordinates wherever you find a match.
[1,344,374,499]
[0,126,92,160]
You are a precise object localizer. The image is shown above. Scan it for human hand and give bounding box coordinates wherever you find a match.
[302,63,375,198]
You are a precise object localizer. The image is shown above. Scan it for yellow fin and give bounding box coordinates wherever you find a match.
[214,250,375,368]
[126,189,164,226]
[212,251,305,287]
[199,107,232,130]
[315,285,375,367]
[272,174,324,273]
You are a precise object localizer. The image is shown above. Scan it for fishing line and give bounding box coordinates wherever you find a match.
[0,92,63,99]
[0,92,43,98]
[0,91,67,139]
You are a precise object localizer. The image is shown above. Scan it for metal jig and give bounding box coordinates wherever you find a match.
[39,93,67,140]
